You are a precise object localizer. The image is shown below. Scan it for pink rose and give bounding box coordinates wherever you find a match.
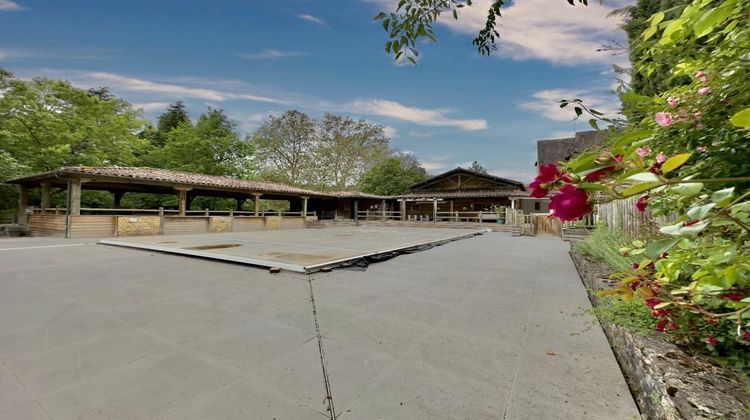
[636,147,651,157]
[667,97,680,108]
[656,152,667,164]
[549,185,591,221]
[655,112,673,127]
[529,179,550,198]
[745,331,750,341]
[636,195,649,212]
[537,164,560,183]
[706,336,718,347]
[698,87,711,96]
[695,70,708,83]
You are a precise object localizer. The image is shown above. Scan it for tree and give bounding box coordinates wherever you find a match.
[251,110,318,186]
[374,0,590,64]
[157,101,191,133]
[469,161,488,174]
[149,108,254,178]
[359,153,428,195]
[316,113,391,190]
[0,68,146,173]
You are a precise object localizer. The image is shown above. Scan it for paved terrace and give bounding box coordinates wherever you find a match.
[0,232,638,419]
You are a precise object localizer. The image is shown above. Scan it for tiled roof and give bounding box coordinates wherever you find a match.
[536,130,607,165]
[7,166,333,197]
[409,167,525,191]
[395,189,529,199]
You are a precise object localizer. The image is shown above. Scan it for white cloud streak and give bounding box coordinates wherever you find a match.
[520,88,621,122]
[79,71,289,104]
[0,0,26,11]
[297,14,326,26]
[237,49,307,60]
[347,98,487,131]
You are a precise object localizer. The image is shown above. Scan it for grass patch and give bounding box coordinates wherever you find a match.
[590,296,657,335]
[574,224,640,271]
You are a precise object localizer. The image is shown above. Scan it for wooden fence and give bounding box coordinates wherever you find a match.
[596,197,677,237]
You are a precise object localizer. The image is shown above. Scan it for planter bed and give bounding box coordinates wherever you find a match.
[569,249,750,420]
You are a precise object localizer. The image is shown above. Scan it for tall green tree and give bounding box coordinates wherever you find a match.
[251,110,318,186]
[359,152,428,195]
[316,113,391,190]
[0,68,146,173]
[149,108,254,178]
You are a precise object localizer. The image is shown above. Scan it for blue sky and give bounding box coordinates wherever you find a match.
[0,0,630,182]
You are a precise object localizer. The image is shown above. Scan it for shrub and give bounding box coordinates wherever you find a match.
[574,224,640,271]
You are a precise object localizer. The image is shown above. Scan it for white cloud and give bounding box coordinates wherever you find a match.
[407,130,433,139]
[371,0,629,66]
[247,111,277,122]
[0,0,26,11]
[237,49,307,60]
[520,88,621,122]
[132,102,170,112]
[76,71,289,104]
[297,14,326,26]
[347,98,487,131]
[443,0,629,65]
[490,168,536,183]
[382,125,399,138]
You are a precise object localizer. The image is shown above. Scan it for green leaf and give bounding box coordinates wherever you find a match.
[659,223,683,236]
[680,221,709,237]
[661,153,692,174]
[588,119,599,130]
[671,182,703,196]
[693,2,736,38]
[687,203,716,220]
[628,172,660,182]
[729,108,750,128]
[621,181,661,197]
[632,240,645,248]
[711,187,734,207]
[645,238,680,259]
[576,182,608,192]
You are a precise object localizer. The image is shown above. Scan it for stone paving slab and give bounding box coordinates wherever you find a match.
[0,231,639,419]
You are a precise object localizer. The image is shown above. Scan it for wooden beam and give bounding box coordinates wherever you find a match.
[68,179,82,216]
[252,193,262,216]
[40,182,51,211]
[175,189,188,216]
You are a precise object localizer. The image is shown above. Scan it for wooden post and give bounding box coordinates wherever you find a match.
[302,196,309,218]
[17,185,28,225]
[399,200,406,221]
[68,179,82,216]
[353,199,359,223]
[204,208,210,217]
[176,189,188,216]
[40,182,51,211]
[381,199,386,220]
[252,193,262,216]
[158,207,165,234]
[236,198,245,211]
[113,191,124,208]
[432,199,437,222]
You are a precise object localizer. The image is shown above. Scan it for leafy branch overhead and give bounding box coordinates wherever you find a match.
[374,0,593,64]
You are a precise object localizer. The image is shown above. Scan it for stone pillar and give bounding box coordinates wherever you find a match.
[381,199,387,221]
[432,198,438,222]
[302,196,309,218]
[399,200,406,221]
[40,182,51,211]
[68,179,82,216]
[353,199,359,223]
[252,193,262,216]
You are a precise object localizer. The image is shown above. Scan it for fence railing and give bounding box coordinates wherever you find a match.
[596,197,676,237]
[27,207,315,217]
[356,210,402,221]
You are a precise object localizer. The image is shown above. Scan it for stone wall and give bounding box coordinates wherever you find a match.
[570,250,750,420]
[116,216,161,236]
[209,216,233,233]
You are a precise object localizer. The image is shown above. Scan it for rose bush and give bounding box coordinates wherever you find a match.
[532,0,750,371]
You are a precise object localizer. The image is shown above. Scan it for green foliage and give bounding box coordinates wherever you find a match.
[469,161,488,174]
[0,69,147,173]
[591,297,658,335]
[549,0,750,371]
[145,108,254,178]
[358,154,428,195]
[574,224,640,271]
[252,110,396,190]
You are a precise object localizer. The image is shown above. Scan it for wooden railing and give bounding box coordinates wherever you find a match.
[29,207,315,217]
[356,210,401,221]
